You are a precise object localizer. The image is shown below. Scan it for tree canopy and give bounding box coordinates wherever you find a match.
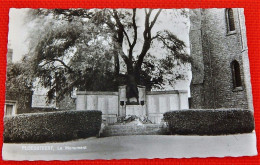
[24,8,191,102]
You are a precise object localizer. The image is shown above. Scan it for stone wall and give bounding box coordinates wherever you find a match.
[190,8,253,110]
[146,90,189,123]
[76,89,189,124]
[76,91,119,114]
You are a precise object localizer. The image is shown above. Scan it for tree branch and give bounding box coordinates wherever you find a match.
[132,9,138,46]
[113,42,131,66]
[129,9,138,62]
[151,33,160,41]
[143,9,152,39]
[40,60,53,67]
[149,9,162,30]
[52,58,74,72]
[112,10,131,48]
[144,9,148,15]
[123,30,131,48]
[135,9,162,72]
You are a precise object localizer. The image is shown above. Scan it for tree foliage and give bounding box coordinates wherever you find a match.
[25,8,191,102]
[5,57,33,112]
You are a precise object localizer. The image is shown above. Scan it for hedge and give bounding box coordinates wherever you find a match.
[4,110,102,143]
[163,109,255,135]
[23,107,61,114]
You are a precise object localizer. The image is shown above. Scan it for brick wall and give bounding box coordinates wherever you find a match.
[190,9,252,110]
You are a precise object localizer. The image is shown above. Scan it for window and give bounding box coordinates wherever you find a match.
[4,100,17,116]
[5,105,14,116]
[226,8,236,34]
[231,60,242,89]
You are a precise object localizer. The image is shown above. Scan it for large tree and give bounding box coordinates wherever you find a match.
[26,9,190,102]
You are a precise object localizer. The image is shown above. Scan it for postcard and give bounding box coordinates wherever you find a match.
[2,8,257,160]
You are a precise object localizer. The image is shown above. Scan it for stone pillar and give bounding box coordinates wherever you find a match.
[138,85,146,116]
[118,85,127,116]
[138,86,146,104]
[179,90,189,109]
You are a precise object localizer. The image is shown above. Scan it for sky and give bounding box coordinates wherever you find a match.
[8,8,30,62]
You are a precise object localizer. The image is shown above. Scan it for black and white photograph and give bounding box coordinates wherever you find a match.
[2,8,257,160]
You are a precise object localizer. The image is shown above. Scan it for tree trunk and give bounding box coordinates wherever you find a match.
[126,71,139,103]
[113,51,120,76]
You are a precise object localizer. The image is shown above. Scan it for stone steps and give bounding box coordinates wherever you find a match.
[101,124,169,137]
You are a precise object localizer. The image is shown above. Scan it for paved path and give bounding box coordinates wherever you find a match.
[2,132,257,160]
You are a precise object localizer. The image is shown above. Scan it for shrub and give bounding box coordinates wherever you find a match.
[4,110,102,143]
[163,109,255,135]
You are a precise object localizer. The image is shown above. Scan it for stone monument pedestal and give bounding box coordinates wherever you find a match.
[126,105,145,116]
[118,85,146,117]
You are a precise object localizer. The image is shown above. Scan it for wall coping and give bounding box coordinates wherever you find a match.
[118,85,146,89]
[5,100,18,104]
[146,90,188,95]
[77,90,187,96]
[76,91,118,95]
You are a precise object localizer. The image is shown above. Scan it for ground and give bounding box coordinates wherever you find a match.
[2,132,257,160]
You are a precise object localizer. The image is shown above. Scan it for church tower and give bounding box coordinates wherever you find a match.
[189,8,253,110]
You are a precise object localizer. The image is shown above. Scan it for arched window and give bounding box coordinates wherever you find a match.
[231,60,242,88]
[226,8,236,32]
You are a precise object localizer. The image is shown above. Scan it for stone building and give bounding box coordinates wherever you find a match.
[189,8,253,110]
